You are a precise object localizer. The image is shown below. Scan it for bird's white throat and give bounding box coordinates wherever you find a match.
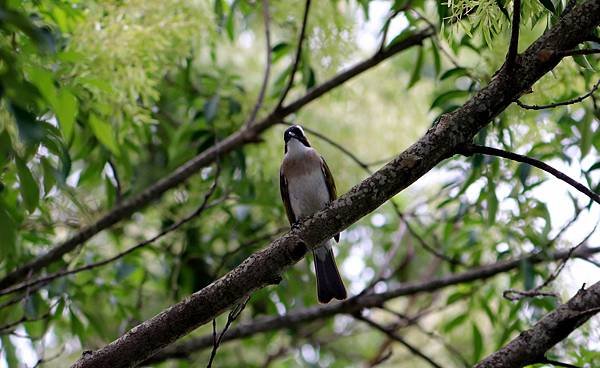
[286,138,310,159]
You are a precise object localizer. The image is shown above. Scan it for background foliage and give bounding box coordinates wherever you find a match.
[0,0,599,367]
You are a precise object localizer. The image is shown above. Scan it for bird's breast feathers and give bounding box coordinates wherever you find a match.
[282,149,330,217]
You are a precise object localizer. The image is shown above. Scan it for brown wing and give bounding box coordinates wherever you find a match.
[320,157,340,242]
[280,168,296,225]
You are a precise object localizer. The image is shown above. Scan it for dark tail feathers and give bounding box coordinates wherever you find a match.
[313,247,347,303]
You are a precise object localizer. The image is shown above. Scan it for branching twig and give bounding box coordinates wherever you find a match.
[0,168,222,298]
[506,0,521,69]
[206,295,250,368]
[0,299,60,334]
[539,357,581,368]
[503,223,597,301]
[379,4,411,52]
[458,144,600,205]
[354,314,444,368]
[33,345,66,368]
[245,0,272,127]
[275,0,311,110]
[516,78,600,110]
[145,246,600,364]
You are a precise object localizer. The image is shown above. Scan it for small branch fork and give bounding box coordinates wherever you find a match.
[206,295,250,368]
[458,144,600,205]
[0,164,222,298]
[503,223,598,301]
[354,313,444,368]
[517,78,600,110]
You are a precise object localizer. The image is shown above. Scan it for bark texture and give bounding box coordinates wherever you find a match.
[146,246,600,364]
[475,281,600,368]
[71,2,600,367]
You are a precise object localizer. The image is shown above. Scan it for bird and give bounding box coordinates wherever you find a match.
[279,124,347,303]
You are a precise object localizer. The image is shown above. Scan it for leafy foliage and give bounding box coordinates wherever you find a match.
[0,0,599,367]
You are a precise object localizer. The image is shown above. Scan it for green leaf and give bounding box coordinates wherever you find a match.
[443,313,468,333]
[431,90,470,110]
[15,156,40,213]
[431,41,441,77]
[517,163,531,187]
[41,157,57,195]
[407,47,423,89]
[537,0,556,14]
[472,322,484,362]
[1,335,18,368]
[588,161,600,172]
[10,103,45,145]
[579,113,592,157]
[26,65,58,107]
[521,259,535,290]
[225,0,237,41]
[487,179,498,225]
[0,206,17,260]
[70,307,86,339]
[89,114,120,156]
[440,67,468,80]
[271,42,291,63]
[55,89,78,141]
[204,94,220,122]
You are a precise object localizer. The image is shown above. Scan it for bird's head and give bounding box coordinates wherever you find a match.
[284,125,311,150]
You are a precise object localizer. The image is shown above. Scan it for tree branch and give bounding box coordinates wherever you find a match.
[506,0,521,69]
[0,27,433,292]
[145,246,600,364]
[274,0,310,110]
[474,282,600,368]
[0,168,222,298]
[458,144,600,205]
[244,0,272,127]
[354,314,444,368]
[68,3,600,367]
[516,78,600,110]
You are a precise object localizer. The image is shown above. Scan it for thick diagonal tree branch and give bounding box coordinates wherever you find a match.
[474,281,600,368]
[144,246,600,364]
[71,3,600,367]
[0,28,433,291]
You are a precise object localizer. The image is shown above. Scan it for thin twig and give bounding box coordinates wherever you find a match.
[459,144,600,205]
[506,0,521,69]
[503,224,597,301]
[378,4,411,52]
[539,357,581,368]
[275,0,311,110]
[0,170,223,298]
[556,48,600,57]
[33,345,66,368]
[0,299,60,334]
[516,78,600,110]
[206,295,250,368]
[245,0,272,127]
[354,314,444,368]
